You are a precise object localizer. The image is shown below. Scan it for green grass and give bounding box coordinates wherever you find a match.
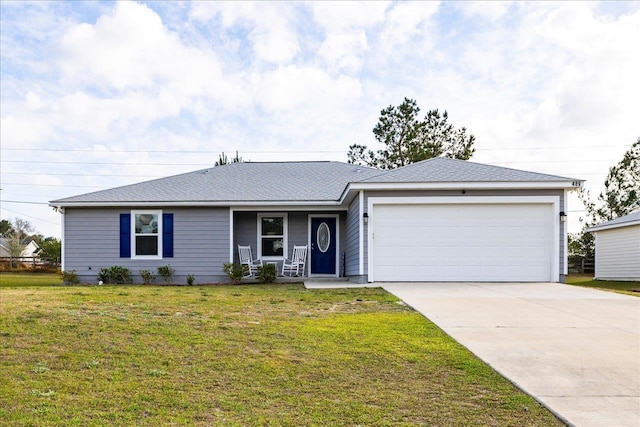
[0,285,562,426]
[0,272,62,287]
[566,274,640,297]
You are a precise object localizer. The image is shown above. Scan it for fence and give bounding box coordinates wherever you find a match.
[568,256,595,274]
[0,256,60,269]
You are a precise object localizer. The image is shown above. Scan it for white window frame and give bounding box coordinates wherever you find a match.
[131,210,163,259]
[257,213,288,260]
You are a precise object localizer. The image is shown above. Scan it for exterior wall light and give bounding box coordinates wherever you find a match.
[560,211,567,222]
[363,212,369,224]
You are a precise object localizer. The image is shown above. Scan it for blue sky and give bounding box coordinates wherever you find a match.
[1,1,639,238]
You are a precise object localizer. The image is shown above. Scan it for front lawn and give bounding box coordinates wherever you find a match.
[0,272,62,287]
[566,274,640,297]
[0,285,562,426]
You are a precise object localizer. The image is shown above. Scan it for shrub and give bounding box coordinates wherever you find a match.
[223,263,245,284]
[61,270,79,285]
[257,263,277,284]
[139,269,155,285]
[186,274,195,286]
[157,265,175,284]
[97,266,132,284]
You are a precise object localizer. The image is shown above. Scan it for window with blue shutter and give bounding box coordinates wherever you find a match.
[121,211,173,258]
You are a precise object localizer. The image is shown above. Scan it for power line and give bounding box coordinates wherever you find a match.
[1,148,345,154]
[2,183,107,189]
[1,200,50,205]
[1,160,211,166]
[0,159,619,166]
[0,145,631,153]
[3,172,162,178]
[1,206,60,226]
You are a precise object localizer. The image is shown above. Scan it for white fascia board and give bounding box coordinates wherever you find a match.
[587,221,640,233]
[231,204,346,212]
[350,181,581,191]
[50,200,346,209]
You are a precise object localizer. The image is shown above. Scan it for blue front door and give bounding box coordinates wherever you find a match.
[310,217,337,275]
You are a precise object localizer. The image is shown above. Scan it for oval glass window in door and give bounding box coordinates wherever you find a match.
[317,222,330,253]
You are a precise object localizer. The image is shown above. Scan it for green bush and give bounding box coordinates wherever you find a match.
[61,270,79,285]
[186,274,195,286]
[97,266,133,284]
[223,263,245,284]
[257,264,277,284]
[157,265,175,284]
[139,269,155,285]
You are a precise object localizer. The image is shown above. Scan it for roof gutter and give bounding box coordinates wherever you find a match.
[48,200,345,209]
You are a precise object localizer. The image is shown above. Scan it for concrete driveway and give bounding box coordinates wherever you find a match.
[382,282,640,427]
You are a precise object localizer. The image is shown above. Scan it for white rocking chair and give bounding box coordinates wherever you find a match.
[282,245,307,277]
[238,245,262,278]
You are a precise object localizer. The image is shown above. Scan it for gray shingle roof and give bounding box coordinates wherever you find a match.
[587,210,640,232]
[50,158,582,206]
[361,157,577,183]
[51,161,381,204]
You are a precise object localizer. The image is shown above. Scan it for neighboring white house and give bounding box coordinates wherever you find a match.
[0,237,42,259]
[587,211,640,281]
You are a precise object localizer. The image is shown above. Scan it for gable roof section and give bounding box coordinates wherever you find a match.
[586,211,640,232]
[361,157,577,183]
[51,158,583,208]
[50,161,381,206]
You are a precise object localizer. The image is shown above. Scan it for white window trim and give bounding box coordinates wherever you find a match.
[131,209,163,259]
[257,213,288,261]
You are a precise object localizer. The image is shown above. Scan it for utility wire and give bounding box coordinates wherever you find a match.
[1,206,60,225]
[0,159,619,165]
[2,183,107,188]
[1,145,631,153]
[1,200,50,205]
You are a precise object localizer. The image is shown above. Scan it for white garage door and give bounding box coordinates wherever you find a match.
[371,203,554,282]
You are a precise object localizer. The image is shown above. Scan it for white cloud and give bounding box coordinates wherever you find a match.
[251,65,362,112]
[311,1,390,31]
[317,31,368,74]
[190,2,300,64]
[457,1,512,21]
[379,1,439,48]
[56,2,231,98]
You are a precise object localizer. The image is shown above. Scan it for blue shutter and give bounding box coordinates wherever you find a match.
[163,213,174,258]
[120,214,131,258]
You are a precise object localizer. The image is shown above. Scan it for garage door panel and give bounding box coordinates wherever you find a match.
[372,203,553,282]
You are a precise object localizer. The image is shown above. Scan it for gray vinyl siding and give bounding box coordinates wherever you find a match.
[362,189,566,282]
[234,211,257,261]
[64,207,230,284]
[345,194,361,277]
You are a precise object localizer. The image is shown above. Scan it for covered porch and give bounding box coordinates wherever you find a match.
[230,209,347,278]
